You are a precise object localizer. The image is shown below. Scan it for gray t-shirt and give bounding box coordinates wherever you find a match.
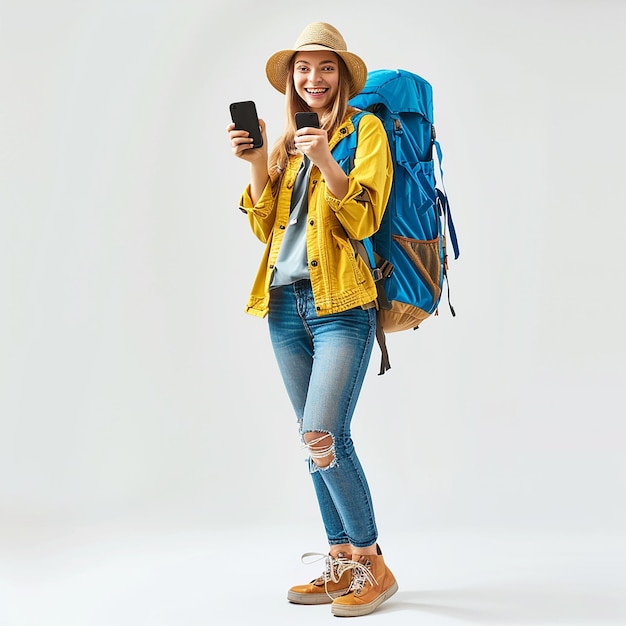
[270,156,314,288]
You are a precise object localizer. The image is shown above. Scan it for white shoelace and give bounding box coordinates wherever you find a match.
[301,552,352,584]
[346,558,378,595]
[300,552,378,598]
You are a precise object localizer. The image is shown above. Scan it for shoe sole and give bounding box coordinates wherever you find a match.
[331,580,399,617]
[288,588,350,605]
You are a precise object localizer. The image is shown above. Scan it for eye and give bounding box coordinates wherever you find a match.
[322,65,336,72]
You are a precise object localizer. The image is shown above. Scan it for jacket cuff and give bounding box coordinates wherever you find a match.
[239,179,275,214]
[325,180,372,212]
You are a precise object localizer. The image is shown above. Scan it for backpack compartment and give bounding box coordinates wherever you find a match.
[370,105,444,332]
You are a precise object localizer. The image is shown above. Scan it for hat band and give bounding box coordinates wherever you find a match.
[295,43,344,51]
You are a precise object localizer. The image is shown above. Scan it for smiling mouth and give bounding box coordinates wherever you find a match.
[305,88,328,95]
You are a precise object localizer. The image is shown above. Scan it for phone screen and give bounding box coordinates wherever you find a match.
[230,101,263,148]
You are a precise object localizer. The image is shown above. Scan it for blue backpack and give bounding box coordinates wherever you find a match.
[332,69,460,374]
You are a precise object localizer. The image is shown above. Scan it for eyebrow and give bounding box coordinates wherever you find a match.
[295,59,338,66]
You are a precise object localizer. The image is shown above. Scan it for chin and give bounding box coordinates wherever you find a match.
[307,99,328,110]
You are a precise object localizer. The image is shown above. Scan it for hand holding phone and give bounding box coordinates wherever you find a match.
[295,111,320,130]
[230,100,263,149]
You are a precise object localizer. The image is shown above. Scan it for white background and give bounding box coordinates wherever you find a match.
[1,0,625,624]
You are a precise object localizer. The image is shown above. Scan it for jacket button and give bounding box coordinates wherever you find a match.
[279,224,286,229]
[309,219,314,226]
[316,306,321,311]
[269,264,274,269]
[340,128,347,134]
[310,260,318,267]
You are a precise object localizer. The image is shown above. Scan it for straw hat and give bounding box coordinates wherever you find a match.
[265,22,367,99]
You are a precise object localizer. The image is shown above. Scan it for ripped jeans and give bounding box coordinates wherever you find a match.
[268,279,378,548]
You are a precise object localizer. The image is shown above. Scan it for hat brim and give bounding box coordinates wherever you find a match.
[265,45,367,99]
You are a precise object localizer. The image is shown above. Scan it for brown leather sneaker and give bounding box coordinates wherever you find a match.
[330,547,398,617]
[287,552,353,605]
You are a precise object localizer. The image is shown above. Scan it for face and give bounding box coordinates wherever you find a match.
[292,50,340,113]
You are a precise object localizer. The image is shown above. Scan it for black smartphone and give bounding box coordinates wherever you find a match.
[295,111,320,130]
[230,100,263,149]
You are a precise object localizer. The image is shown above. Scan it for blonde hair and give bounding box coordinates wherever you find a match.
[268,53,356,181]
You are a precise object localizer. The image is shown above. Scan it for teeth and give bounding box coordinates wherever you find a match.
[306,88,327,94]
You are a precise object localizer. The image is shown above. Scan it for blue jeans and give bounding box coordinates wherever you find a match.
[268,279,378,548]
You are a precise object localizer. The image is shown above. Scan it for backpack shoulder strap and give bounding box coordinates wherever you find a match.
[332,110,378,271]
[331,110,369,167]
[333,111,394,374]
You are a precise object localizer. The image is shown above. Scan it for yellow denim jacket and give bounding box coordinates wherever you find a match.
[239,113,393,318]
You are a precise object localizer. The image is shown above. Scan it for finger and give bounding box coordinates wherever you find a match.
[296,127,323,137]
[231,137,254,156]
[230,136,249,151]
[233,145,252,158]
[229,129,252,140]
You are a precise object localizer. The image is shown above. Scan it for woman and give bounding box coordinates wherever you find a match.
[227,22,397,617]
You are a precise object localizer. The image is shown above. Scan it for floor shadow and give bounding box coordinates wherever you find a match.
[381,581,626,624]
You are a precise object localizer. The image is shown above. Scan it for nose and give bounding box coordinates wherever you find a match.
[309,68,322,83]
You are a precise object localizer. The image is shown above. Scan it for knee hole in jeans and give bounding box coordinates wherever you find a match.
[303,430,336,469]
